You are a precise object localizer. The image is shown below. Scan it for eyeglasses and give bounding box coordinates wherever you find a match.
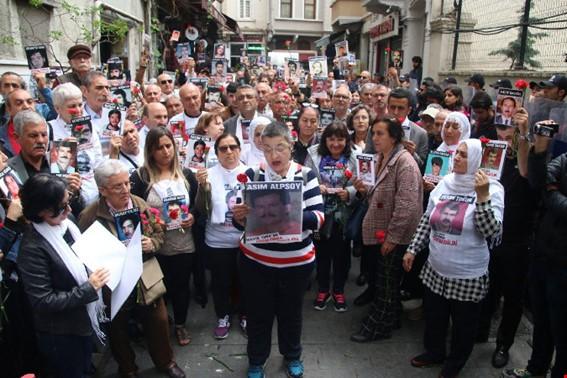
[160,80,173,84]
[263,144,290,155]
[218,144,240,153]
[333,94,350,100]
[302,102,319,109]
[107,182,130,193]
[52,192,72,217]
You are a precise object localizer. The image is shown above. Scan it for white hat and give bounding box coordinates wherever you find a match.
[420,107,439,120]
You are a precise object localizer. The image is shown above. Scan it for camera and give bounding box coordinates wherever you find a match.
[534,121,559,138]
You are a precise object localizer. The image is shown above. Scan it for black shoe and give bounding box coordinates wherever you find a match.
[491,346,509,368]
[410,353,444,368]
[350,329,390,343]
[353,288,374,306]
[355,274,367,286]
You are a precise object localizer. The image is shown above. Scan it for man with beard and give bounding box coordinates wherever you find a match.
[55,44,92,88]
[372,84,389,118]
[81,71,110,134]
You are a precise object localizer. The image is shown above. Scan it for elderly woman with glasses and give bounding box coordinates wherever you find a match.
[17,174,109,378]
[78,160,185,378]
[130,127,198,347]
[292,104,320,165]
[49,83,104,205]
[194,133,248,340]
[232,122,324,378]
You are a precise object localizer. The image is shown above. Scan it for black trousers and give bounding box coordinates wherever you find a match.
[478,241,529,349]
[314,223,351,294]
[206,245,244,318]
[422,286,482,377]
[239,253,313,366]
[525,257,564,377]
[156,253,194,325]
[36,332,93,378]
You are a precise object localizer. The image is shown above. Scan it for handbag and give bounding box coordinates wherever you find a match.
[344,199,368,243]
[137,257,166,305]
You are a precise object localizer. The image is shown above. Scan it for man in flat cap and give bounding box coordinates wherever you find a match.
[54,44,93,88]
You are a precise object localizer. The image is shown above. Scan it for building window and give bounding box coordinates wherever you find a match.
[239,0,250,18]
[304,0,316,19]
[280,0,292,18]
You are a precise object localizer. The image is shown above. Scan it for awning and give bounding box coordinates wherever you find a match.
[315,34,331,48]
[223,14,243,40]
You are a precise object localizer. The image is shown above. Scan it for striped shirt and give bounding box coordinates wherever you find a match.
[237,162,324,268]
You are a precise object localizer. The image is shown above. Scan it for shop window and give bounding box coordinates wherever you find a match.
[304,0,316,20]
[280,0,292,18]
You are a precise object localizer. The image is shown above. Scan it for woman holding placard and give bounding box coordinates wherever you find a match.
[304,122,357,312]
[350,117,423,342]
[130,127,198,347]
[195,133,249,340]
[402,139,504,377]
[17,174,108,378]
[78,159,185,378]
[232,123,324,378]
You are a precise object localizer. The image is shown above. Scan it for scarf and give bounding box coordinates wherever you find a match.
[243,116,270,168]
[440,139,482,194]
[32,219,107,342]
[437,112,471,154]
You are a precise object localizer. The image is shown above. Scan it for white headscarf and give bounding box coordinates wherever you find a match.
[441,139,483,193]
[242,116,270,168]
[437,112,471,153]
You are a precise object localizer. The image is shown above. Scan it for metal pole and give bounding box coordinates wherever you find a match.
[451,0,462,70]
[515,0,531,70]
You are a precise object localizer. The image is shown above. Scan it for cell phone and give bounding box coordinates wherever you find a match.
[534,121,559,138]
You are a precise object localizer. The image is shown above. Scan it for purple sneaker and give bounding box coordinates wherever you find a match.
[214,315,230,339]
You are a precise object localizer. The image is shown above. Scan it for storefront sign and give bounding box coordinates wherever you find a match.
[230,34,264,43]
[369,14,398,42]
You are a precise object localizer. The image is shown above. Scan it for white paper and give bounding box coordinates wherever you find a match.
[110,225,143,320]
[73,221,127,291]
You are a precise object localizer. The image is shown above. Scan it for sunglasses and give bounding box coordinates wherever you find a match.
[160,80,173,84]
[52,197,71,217]
[218,144,240,153]
[302,102,319,109]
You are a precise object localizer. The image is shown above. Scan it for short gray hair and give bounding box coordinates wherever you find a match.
[360,83,377,94]
[81,71,106,88]
[94,159,130,188]
[1,72,26,90]
[13,110,46,136]
[261,122,293,145]
[52,83,83,108]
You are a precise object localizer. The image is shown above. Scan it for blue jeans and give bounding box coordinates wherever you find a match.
[36,332,93,378]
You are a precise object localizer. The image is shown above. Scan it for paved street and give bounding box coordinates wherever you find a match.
[98,262,533,378]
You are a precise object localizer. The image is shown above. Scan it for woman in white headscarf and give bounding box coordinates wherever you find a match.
[437,111,471,154]
[403,139,504,377]
[241,116,271,168]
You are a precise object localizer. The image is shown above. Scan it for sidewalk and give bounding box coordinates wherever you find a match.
[98,264,534,377]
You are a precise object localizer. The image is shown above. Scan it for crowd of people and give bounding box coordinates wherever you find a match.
[0,41,566,378]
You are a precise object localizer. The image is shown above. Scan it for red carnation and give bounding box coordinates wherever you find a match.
[479,136,490,145]
[344,169,353,179]
[112,98,119,104]
[237,173,248,184]
[74,125,83,132]
[336,162,344,169]
[375,230,386,244]
[180,204,189,214]
[169,208,180,220]
[385,47,391,52]
[149,207,160,216]
[68,108,80,116]
[132,86,141,95]
[515,79,529,90]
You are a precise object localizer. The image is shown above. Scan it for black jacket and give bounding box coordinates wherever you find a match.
[17,225,98,336]
[528,149,567,268]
